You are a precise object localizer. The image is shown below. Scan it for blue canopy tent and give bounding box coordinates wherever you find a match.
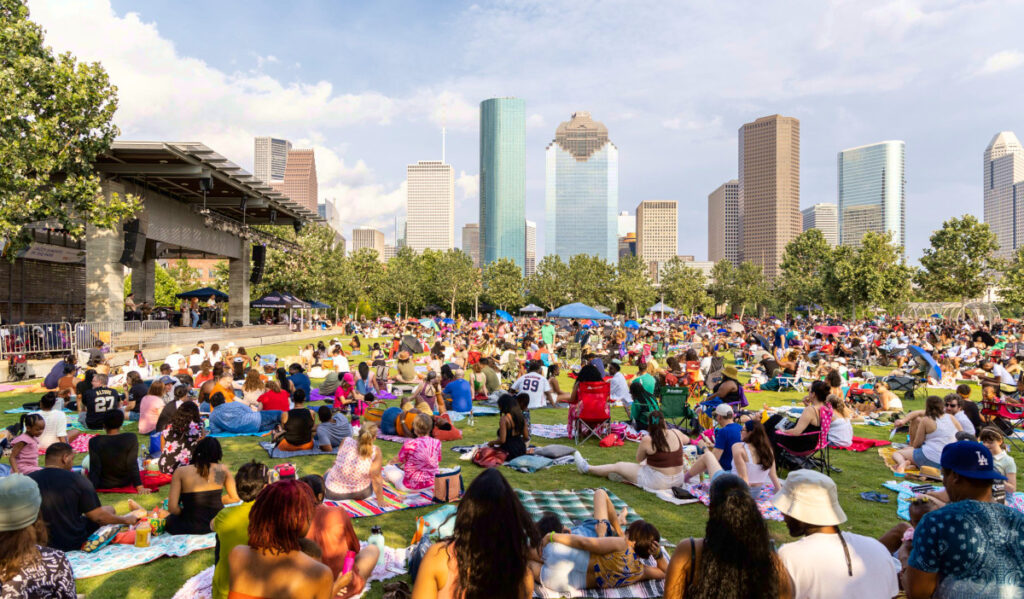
[251,292,311,331]
[547,303,613,320]
[176,287,228,301]
[908,345,942,381]
[495,309,513,322]
[519,304,545,313]
[648,301,676,314]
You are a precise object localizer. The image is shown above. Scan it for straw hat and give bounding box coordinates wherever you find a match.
[721,365,739,380]
[771,470,847,526]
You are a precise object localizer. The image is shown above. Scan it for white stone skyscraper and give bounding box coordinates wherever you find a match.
[708,180,740,265]
[802,203,839,247]
[253,137,292,183]
[837,141,905,248]
[984,132,1024,259]
[406,160,455,252]
[525,220,537,277]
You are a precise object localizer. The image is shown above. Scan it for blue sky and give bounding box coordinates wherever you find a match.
[27,0,1024,261]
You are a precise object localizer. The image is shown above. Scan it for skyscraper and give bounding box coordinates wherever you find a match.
[738,115,800,279]
[352,227,386,261]
[271,149,317,212]
[837,141,905,248]
[479,98,526,268]
[801,203,839,246]
[462,223,480,267]
[406,160,455,252]
[545,111,618,262]
[253,137,292,183]
[708,180,740,265]
[636,200,677,281]
[525,220,537,277]
[983,131,1024,259]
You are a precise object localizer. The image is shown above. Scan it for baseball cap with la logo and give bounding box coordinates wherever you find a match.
[940,441,1007,481]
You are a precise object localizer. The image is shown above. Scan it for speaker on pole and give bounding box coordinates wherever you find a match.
[250,244,266,284]
[118,219,145,266]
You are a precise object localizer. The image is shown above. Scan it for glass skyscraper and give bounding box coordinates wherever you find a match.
[837,140,905,248]
[479,98,526,268]
[545,112,618,262]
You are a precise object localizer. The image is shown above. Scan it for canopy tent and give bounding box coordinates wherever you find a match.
[304,300,330,309]
[547,303,613,320]
[176,287,229,301]
[519,304,545,313]
[648,301,676,314]
[495,309,513,322]
[250,291,309,309]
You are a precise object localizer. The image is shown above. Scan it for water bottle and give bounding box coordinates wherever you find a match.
[368,525,386,566]
[467,410,475,428]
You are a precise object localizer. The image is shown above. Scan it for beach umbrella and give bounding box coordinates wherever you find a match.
[908,345,942,380]
[648,301,676,314]
[471,321,486,329]
[815,325,848,335]
[972,330,996,347]
[495,309,513,322]
[547,303,613,320]
[624,320,640,329]
[419,318,438,330]
[440,318,455,325]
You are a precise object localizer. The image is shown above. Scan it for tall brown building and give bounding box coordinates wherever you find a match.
[271,149,318,212]
[738,115,800,279]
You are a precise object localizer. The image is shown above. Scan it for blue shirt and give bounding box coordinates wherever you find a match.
[288,373,311,401]
[209,402,261,434]
[443,379,473,412]
[909,500,1024,599]
[714,422,743,470]
[773,327,787,350]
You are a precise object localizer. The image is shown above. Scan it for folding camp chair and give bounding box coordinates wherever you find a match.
[981,397,1024,451]
[775,404,833,474]
[660,386,699,432]
[883,374,923,402]
[572,381,612,445]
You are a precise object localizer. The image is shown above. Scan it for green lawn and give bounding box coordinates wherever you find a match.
[0,337,1014,598]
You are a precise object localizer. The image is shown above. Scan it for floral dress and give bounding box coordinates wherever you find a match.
[157,421,203,474]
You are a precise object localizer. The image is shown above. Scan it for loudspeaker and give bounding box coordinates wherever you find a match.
[249,244,266,284]
[118,219,145,266]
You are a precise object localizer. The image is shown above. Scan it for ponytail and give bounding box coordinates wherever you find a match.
[358,422,378,458]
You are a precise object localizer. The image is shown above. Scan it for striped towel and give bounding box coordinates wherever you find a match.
[376,432,409,443]
[324,484,435,518]
[534,578,664,598]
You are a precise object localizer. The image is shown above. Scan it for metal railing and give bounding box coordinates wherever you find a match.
[0,322,75,359]
[73,320,171,354]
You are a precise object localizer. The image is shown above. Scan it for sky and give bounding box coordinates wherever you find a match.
[25,0,1024,261]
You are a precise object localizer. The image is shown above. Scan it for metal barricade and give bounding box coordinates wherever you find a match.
[0,322,75,360]
[73,320,171,353]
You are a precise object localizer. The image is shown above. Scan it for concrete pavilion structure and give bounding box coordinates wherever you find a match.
[91,141,318,326]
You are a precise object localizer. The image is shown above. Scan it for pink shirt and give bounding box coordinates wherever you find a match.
[137,394,164,435]
[11,434,41,474]
[397,436,441,490]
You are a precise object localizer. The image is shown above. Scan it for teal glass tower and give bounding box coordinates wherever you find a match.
[837,140,905,248]
[479,98,526,268]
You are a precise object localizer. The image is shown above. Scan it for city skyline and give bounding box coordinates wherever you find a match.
[837,140,906,248]
[479,97,526,268]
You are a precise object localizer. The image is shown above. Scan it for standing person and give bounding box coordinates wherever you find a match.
[78,373,122,430]
[773,470,900,599]
[211,461,270,599]
[512,361,551,410]
[905,441,1024,598]
[0,475,77,598]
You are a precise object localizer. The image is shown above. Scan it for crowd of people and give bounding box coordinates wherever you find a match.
[0,311,1021,598]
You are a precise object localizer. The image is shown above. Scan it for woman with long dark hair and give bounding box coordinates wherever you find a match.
[157,401,204,474]
[413,468,539,599]
[164,436,238,535]
[664,473,793,598]
[684,420,781,492]
[489,393,529,459]
[574,410,689,489]
[764,379,832,454]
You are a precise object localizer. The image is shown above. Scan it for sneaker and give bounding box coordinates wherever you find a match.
[573,451,589,474]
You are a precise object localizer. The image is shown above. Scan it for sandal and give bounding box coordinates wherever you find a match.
[859,491,890,503]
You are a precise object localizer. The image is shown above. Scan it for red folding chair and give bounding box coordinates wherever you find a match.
[774,404,833,474]
[571,381,611,445]
[981,398,1024,451]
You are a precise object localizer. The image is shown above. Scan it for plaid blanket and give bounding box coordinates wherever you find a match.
[683,481,783,521]
[324,483,435,518]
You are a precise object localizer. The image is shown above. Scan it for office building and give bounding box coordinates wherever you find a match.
[352,227,386,262]
[837,141,905,248]
[984,131,1024,259]
[708,180,740,265]
[525,220,537,277]
[636,200,678,282]
[801,203,839,247]
[462,223,480,267]
[618,211,635,237]
[738,114,800,279]
[618,233,636,261]
[406,160,454,252]
[383,245,398,261]
[271,149,318,212]
[479,98,526,268]
[545,111,618,262]
[253,137,292,183]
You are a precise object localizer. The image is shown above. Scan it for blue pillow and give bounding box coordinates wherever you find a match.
[505,454,554,473]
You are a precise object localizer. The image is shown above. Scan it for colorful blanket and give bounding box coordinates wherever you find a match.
[68,532,215,579]
[534,578,664,599]
[258,441,335,458]
[208,430,269,438]
[324,484,435,518]
[531,423,570,439]
[376,432,409,444]
[98,471,173,493]
[38,433,94,454]
[881,480,1024,520]
[514,488,641,528]
[4,407,76,414]
[835,436,891,452]
[683,481,783,521]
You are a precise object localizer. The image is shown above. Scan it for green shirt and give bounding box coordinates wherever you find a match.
[211,501,254,599]
[542,324,556,347]
[637,373,657,395]
[483,366,501,394]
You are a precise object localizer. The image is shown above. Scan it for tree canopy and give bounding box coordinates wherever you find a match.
[916,215,1002,305]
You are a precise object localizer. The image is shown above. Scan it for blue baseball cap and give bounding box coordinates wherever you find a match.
[940,441,1006,481]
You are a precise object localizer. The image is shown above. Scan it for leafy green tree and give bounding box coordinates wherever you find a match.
[383,247,422,317]
[858,231,914,315]
[211,260,230,294]
[733,261,769,318]
[0,0,139,254]
[915,215,1002,305]
[822,245,859,316]
[997,247,1024,310]
[528,255,571,310]
[252,224,347,310]
[483,258,524,310]
[165,259,200,292]
[432,250,479,316]
[778,229,831,313]
[125,264,181,307]
[347,247,385,314]
[707,260,736,315]
[567,254,615,307]
[659,257,709,315]
[612,254,656,318]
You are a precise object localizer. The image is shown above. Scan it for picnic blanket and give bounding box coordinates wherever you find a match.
[68,532,215,579]
[881,480,1024,520]
[515,488,641,527]
[376,432,409,444]
[259,441,335,459]
[4,407,77,414]
[208,430,269,438]
[38,433,94,454]
[0,384,29,393]
[447,406,501,422]
[877,447,941,480]
[534,577,664,599]
[324,484,435,518]
[171,542,408,599]
[683,481,783,521]
[98,471,172,493]
[835,436,891,452]
[531,423,570,439]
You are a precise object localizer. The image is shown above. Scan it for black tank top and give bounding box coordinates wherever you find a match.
[283,408,314,445]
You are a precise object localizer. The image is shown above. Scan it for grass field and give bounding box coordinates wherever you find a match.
[0,335,1012,598]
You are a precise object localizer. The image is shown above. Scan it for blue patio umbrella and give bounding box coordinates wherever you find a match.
[547,302,612,320]
[419,318,439,330]
[441,318,455,325]
[495,309,513,322]
[624,320,640,329]
[908,345,942,380]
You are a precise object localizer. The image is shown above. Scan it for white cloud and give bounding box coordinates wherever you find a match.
[455,171,479,204]
[977,49,1024,75]
[526,114,546,129]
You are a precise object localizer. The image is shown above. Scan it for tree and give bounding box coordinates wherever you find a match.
[857,231,914,316]
[999,247,1024,309]
[482,258,524,311]
[347,248,385,314]
[612,254,656,319]
[0,1,139,254]
[916,215,1002,305]
[125,263,181,307]
[211,260,230,294]
[733,261,769,319]
[432,250,479,316]
[165,259,199,292]
[383,247,422,317]
[567,254,615,307]
[659,257,709,315]
[254,224,347,306]
[528,255,571,310]
[822,245,859,315]
[778,229,831,313]
[707,260,736,315]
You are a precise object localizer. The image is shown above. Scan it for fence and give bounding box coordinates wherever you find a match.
[0,322,74,360]
[0,320,172,361]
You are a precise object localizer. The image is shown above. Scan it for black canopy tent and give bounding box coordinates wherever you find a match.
[175,287,229,301]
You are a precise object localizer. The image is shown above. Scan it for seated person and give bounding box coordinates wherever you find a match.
[352,362,379,401]
[412,372,446,414]
[164,437,239,535]
[274,391,317,452]
[315,406,352,452]
[575,410,690,490]
[209,392,282,435]
[157,402,204,474]
[533,489,667,592]
[441,364,473,412]
[827,393,854,449]
[28,443,141,551]
[318,371,341,397]
[393,351,421,385]
[488,394,531,460]
[383,414,441,492]
[78,373,123,430]
[9,414,44,475]
[136,380,167,435]
[763,380,831,457]
[43,356,76,391]
[684,420,781,492]
[323,424,386,504]
[34,391,78,450]
[892,395,961,475]
[86,410,147,493]
[288,363,312,403]
[212,461,271,599]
